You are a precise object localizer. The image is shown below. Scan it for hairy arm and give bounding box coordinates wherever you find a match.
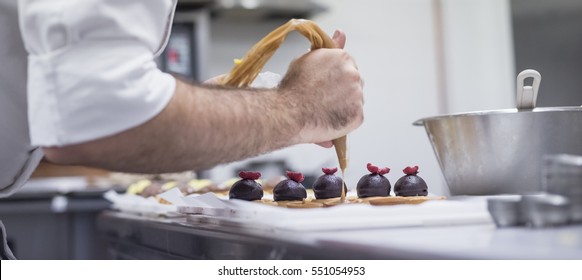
[43,35,363,173]
[44,81,298,173]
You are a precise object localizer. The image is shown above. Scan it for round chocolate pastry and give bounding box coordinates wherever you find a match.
[229,171,264,201]
[312,167,348,199]
[273,171,308,201]
[262,175,286,194]
[394,166,428,197]
[356,163,391,198]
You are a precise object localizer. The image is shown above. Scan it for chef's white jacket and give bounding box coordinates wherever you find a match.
[0,0,177,197]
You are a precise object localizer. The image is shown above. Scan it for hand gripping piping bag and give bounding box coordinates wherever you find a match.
[219,19,349,201]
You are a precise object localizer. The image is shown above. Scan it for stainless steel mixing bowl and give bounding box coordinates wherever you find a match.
[414,70,582,195]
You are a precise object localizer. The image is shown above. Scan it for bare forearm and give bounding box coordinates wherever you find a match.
[172,80,302,169]
[44,46,364,172]
[43,79,301,173]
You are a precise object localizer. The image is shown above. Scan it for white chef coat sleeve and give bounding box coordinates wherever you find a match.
[18,0,178,146]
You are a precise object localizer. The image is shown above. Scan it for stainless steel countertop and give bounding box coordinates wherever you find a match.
[97,210,582,259]
[310,223,582,259]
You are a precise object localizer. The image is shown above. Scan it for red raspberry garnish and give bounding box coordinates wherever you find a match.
[379,167,390,175]
[367,163,379,173]
[238,171,261,180]
[367,163,390,175]
[286,171,305,183]
[403,166,419,175]
[322,167,338,175]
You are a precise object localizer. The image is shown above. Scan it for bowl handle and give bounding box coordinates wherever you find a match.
[516,69,541,109]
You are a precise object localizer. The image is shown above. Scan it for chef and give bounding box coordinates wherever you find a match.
[0,0,363,259]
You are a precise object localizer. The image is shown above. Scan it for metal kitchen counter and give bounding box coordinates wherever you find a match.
[97,210,582,259]
[0,187,113,259]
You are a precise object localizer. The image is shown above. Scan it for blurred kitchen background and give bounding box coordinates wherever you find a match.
[1,0,581,259]
[202,0,582,196]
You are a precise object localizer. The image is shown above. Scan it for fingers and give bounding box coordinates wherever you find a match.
[315,141,334,148]
[332,29,346,49]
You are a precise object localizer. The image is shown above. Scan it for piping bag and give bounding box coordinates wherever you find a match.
[220,19,348,179]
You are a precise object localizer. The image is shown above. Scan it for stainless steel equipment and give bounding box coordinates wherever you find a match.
[487,197,523,227]
[520,194,571,227]
[487,194,575,228]
[543,153,582,222]
[415,70,582,195]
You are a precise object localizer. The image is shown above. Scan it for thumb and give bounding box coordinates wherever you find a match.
[332,29,346,49]
[315,141,334,148]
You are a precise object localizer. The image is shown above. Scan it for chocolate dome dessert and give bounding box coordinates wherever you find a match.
[229,171,264,201]
[273,171,307,201]
[262,175,286,194]
[394,166,428,196]
[312,167,348,199]
[356,163,391,198]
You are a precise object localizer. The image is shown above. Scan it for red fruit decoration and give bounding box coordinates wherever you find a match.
[239,171,262,180]
[394,165,428,197]
[286,171,305,183]
[357,163,392,198]
[402,166,419,175]
[273,171,308,201]
[323,167,338,175]
[367,163,390,176]
[229,171,263,201]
